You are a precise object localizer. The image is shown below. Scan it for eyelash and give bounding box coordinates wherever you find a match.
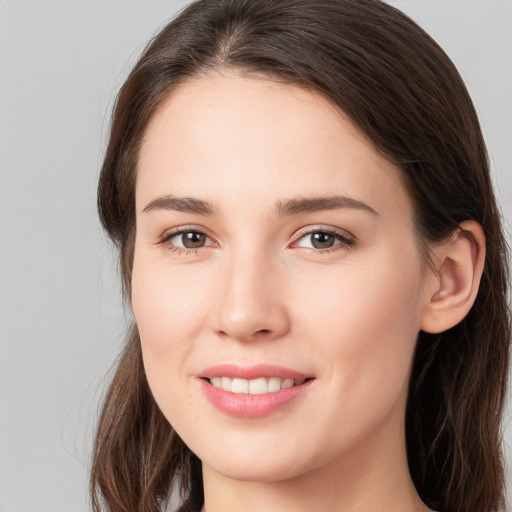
[157,226,216,255]
[157,226,355,255]
[291,227,355,254]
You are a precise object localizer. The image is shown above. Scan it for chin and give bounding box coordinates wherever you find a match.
[188,429,314,482]
[200,433,348,486]
[204,454,309,483]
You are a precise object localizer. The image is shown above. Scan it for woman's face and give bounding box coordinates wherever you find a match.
[132,73,431,482]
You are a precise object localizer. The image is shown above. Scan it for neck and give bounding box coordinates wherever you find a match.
[201,410,431,512]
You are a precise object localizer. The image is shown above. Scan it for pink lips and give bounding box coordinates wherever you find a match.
[200,363,309,380]
[198,364,314,418]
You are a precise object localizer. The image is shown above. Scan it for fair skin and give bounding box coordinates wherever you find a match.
[132,73,484,512]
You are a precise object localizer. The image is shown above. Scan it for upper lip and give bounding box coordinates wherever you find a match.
[200,364,311,380]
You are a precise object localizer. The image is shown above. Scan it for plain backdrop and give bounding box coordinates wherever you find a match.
[0,1,511,511]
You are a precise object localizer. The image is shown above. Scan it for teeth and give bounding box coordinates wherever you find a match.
[267,377,281,392]
[232,378,249,393]
[281,378,294,389]
[208,376,307,394]
[249,377,267,395]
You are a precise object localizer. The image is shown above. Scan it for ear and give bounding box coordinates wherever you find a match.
[420,220,486,334]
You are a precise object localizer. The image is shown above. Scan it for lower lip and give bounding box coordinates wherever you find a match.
[199,378,314,418]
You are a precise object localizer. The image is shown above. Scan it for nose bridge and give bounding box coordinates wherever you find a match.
[214,242,289,341]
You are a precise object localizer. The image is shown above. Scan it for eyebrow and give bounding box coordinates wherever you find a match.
[142,194,378,217]
[143,195,215,215]
[274,196,379,216]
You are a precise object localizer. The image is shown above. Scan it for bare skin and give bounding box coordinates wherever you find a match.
[132,72,483,512]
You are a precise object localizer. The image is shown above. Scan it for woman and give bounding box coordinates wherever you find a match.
[91,1,510,511]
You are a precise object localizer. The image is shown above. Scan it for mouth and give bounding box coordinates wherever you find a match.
[205,376,312,394]
[198,364,315,418]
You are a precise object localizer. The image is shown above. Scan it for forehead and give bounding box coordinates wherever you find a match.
[136,73,412,222]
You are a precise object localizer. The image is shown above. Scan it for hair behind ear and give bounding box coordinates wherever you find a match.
[406,220,508,512]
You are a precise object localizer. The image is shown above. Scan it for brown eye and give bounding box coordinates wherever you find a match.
[310,232,336,249]
[294,229,354,252]
[165,229,213,250]
[180,231,207,248]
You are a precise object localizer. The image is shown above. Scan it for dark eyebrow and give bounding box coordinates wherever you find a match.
[142,194,378,217]
[275,196,379,216]
[142,195,215,215]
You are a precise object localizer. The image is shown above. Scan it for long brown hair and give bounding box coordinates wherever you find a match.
[92,1,511,511]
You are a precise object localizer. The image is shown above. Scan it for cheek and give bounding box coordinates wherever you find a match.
[298,250,424,409]
[130,255,216,433]
[131,252,212,385]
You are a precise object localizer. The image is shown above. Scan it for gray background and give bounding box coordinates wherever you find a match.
[0,1,510,511]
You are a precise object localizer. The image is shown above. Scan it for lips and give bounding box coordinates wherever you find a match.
[198,364,315,418]
[200,363,309,380]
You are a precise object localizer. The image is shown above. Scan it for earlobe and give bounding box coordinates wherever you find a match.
[420,220,486,334]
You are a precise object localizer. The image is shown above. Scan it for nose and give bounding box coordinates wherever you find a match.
[213,248,290,342]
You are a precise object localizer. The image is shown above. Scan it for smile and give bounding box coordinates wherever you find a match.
[199,364,315,418]
[208,376,307,394]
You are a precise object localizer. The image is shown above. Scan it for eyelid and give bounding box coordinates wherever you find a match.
[157,225,218,251]
[290,225,355,251]
[155,224,355,255]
